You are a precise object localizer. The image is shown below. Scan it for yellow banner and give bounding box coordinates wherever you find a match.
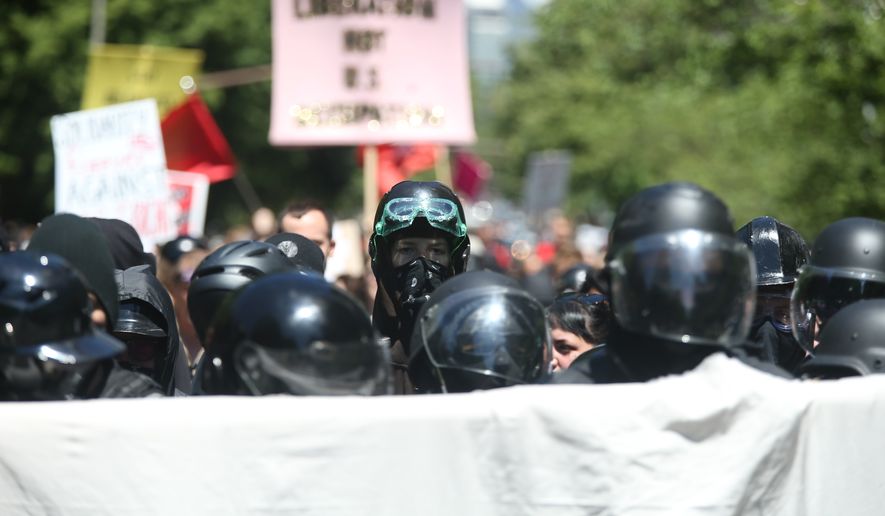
[82,44,204,117]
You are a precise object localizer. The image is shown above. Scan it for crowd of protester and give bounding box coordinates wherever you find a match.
[1,179,884,400]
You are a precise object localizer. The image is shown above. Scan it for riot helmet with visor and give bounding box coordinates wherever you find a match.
[604,183,756,348]
[199,271,391,396]
[0,251,124,400]
[790,217,885,352]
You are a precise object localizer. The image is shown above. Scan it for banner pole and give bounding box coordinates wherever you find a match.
[363,145,379,232]
[434,145,452,187]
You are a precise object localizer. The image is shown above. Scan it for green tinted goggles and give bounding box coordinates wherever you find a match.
[374,197,467,238]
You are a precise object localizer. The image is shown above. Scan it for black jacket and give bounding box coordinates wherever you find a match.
[115,265,191,395]
[552,327,793,385]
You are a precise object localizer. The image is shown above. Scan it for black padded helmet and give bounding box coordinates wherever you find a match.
[604,182,756,348]
[790,217,885,352]
[0,251,124,400]
[736,216,809,287]
[800,299,885,378]
[187,241,293,344]
[409,271,550,393]
[369,180,470,279]
[556,264,595,295]
[199,272,390,396]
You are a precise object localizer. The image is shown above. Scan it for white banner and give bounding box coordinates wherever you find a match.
[1,355,884,515]
[51,99,178,250]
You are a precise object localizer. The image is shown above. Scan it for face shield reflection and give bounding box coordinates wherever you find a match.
[790,266,885,352]
[234,339,392,396]
[417,288,549,388]
[608,230,756,346]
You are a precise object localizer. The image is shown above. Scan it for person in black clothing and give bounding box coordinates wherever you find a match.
[555,182,790,384]
[25,214,163,396]
[114,265,190,396]
[800,299,885,379]
[187,240,294,347]
[790,217,885,352]
[197,271,390,396]
[735,216,811,374]
[369,181,471,394]
[0,251,160,400]
[408,271,550,393]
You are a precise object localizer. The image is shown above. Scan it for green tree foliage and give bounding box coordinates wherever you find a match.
[0,1,359,229]
[495,0,885,237]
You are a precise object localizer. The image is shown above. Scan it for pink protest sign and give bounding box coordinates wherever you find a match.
[270,0,475,146]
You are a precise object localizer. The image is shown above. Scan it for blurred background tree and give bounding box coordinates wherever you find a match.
[0,0,359,231]
[494,0,885,237]
[3,0,885,239]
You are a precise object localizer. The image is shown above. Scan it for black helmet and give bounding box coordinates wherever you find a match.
[800,299,885,378]
[790,217,885,352]
[0,251,124,400]
[369,180,470,278]
[160,236,208,265]
[199,272,390,396]
[736,216,809,286]
[604,182,756,347]
[265,232,326,274]
[187,241,293,344]
[409,271,550,393]
[556,264,595,295]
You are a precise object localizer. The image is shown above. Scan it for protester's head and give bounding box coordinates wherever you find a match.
[27,213,120,330]
[547,294,610,371]
[409,271,550,393]
[603,182,756,350]
[556,263,595,295]
[114,266,180,395]
[88,218,156,273]
[199,272,390,396]
[790,217,885,352]
[369,181,471,342]
[265,232,326,274]
[800,299,885,379]
[157,236,209,292]
[736,216,810,371]
[278,199,335,258]
[187,240,293,345]
[0,251,124,400]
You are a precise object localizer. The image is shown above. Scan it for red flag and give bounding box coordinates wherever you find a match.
[358,144,438,197]
[161,94,236,183]
[453,151,491,201]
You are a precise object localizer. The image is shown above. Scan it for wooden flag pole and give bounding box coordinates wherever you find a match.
[434,144,452,187]
[363,145,379,232]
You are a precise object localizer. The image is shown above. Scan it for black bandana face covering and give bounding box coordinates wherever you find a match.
[392,257,450,314]
[382,257,451,346]
[750,320,807,373]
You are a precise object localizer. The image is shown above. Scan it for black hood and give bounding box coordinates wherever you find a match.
[114,265,180,395]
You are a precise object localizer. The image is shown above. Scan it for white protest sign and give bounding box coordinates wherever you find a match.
[167,170,210,238]
[51,99,178,250]
[270,0,475,145]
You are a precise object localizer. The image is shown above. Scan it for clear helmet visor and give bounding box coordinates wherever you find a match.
[375,197,467,239]
[418,288,550,388]
[234,339,392,396]
[790,266,885,352]
[608,230,756,346]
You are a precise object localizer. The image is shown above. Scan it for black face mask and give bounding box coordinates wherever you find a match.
[750,320,806,374]
[382,257,451,347]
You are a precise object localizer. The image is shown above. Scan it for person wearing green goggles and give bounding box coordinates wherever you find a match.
[368,181,471,394]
